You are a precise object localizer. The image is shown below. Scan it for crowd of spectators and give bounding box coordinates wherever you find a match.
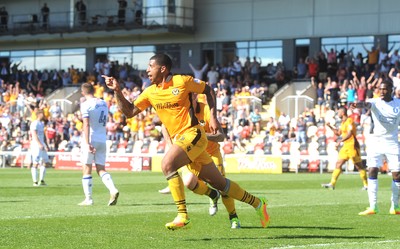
[1,42,400,169]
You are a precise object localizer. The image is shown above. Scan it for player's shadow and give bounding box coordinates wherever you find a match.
[124,202,208,207]
[248,225,353,230]
[185,234,382,242]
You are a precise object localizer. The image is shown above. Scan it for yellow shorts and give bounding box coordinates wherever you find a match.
[174,125,212,176]
[185,149,225,177]
[338,145,361,163]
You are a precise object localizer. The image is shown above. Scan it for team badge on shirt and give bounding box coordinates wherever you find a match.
[172,88,179,95]
[186,145,192,152]
[194,78,201,83]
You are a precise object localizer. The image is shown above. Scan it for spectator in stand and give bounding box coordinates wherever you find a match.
[248,56,261,81]
[139,70,151,90]
[49,101,62,119]
[46,122,57,151]
[248,108,261,136]
[296,116,307,144]
[41,3,50,30]
[75,0,87,26]
[306,57,318,79]
[325,78,341,111]
[296,58,307,79]
[389,49,400,67]
[265,117,279,142]
[278,112,290,129]
[117,0,127,25]
[189,62,208,80]
[232,56,243,78]
[363,43,380,72]
[343,79,357,107]
[318,51,328,82]
[207,66,219,89]
[70,129,81,147]
[0,6,8,32]
[311,77,326,117]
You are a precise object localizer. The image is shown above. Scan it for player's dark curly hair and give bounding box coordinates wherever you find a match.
[150,53,172,71]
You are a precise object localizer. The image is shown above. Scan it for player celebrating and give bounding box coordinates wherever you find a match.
[103,53,269,230]
[356,81,400,215]
[321,106,368,190]
[79,83,119,206]
[160,93,241,229]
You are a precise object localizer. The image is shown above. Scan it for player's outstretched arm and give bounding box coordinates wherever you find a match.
[102,75,141,118]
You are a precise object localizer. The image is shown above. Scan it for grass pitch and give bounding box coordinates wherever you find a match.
[0,168,399,249]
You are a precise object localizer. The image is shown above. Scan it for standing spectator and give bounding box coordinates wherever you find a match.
[325,78,341,111]
[311,77,326,117]
[389,49,400,67]
[41,3,50,30]
[117,0,127,25]
[49,101,62,119]
[0,61,10,83]
[296,116,307,144]
[189,62,208,80]
[79,82,119,206]
[206,66,219,89]
[75,0,87,26]
[362,43,380,72]
[296,58,307,79]
[317,52,328,82]
[248,56,262,81]
[133,0,143,25]
[0,6,8,32]
[30,110,49,186]
[306,57,319,79]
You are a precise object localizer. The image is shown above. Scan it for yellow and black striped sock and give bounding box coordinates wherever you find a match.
[330,168,341,186]
[221,193,237,215]
[223,178,260,208]
[192,180,211,196]
[166,171,187,218]
[359,169,368,187]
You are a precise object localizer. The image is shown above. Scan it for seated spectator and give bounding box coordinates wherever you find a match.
[248,108,262,135]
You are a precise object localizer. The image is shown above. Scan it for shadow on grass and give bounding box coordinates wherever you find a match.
[0,200,27,203]
[184,234,382,241]
[123,202,207,207]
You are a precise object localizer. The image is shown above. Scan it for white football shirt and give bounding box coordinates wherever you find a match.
[80,98,108,143]
[30,120,45,145]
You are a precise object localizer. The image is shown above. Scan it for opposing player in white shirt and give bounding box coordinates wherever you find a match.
[30,109,49,186]
[354,81,400,215]
[79,82,119,206]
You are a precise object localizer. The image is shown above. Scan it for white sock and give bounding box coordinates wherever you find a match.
[31,167,38,183]
[39,165,46,182]
[82,175,93,200]
[367,178,378,210]
[100,172,118,194]
[391,180,400,208]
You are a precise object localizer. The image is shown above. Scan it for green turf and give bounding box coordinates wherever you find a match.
[0,168,399,249]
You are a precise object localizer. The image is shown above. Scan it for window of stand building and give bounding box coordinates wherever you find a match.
[220,40,283,69]
[321,36,374,64]
[60,48,85,71]
[35,49,60,71]
[10,50,34,71]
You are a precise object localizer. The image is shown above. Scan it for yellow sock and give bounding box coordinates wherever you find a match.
[192,180,211,196]
[221,194,236,215]
[359,169,368,187]
[224,179,260,208]
[166,172,187,217]
[330,168,341,186]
